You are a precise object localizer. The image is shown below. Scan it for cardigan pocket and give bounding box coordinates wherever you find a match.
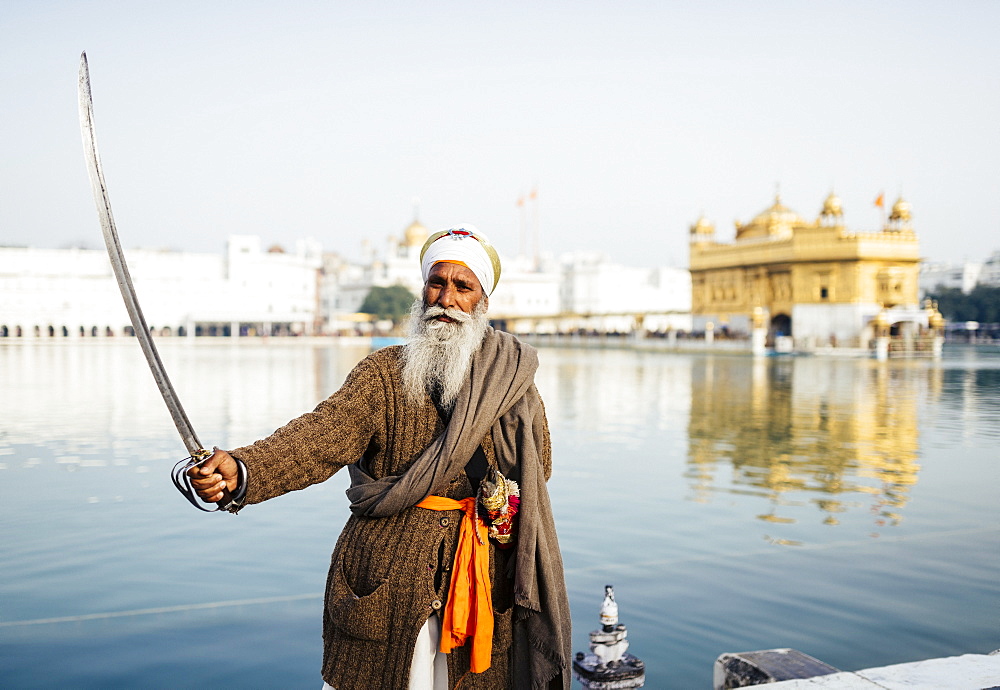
[328,562,391,641]
[492,603,513,655]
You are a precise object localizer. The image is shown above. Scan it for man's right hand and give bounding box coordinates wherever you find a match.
[187,448,239,504]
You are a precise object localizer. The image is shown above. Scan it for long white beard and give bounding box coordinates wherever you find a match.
[402,298,490,411]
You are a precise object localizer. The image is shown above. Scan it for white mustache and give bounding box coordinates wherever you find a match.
[422,305,472,324]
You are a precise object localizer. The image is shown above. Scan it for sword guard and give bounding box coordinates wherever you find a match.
[171,450,238,513]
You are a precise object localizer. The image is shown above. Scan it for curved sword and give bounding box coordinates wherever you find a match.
[78,52,233,511]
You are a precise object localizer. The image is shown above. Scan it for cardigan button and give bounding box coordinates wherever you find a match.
[439,517,450,527]
[431,599,442,610]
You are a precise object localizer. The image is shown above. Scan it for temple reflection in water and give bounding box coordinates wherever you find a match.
[0,341,962,548]
[686,355,942,540]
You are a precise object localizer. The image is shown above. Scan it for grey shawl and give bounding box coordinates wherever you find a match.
[346,328,572,689]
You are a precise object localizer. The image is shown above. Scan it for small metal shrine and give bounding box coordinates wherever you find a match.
[572,585,645,688]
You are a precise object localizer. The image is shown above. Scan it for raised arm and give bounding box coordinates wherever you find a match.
[191,353,388,508]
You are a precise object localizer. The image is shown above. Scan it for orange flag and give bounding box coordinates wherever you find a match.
[874,192,885,208]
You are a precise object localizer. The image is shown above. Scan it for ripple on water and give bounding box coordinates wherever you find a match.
[1,342,998,688]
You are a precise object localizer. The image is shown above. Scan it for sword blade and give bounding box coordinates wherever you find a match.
[78,52,231,509]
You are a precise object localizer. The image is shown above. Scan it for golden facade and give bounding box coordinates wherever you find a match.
[689,193,922,346]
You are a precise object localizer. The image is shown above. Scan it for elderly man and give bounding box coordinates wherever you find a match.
[190,226,572,690]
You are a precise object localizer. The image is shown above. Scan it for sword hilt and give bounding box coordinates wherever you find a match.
[171,449,238,513]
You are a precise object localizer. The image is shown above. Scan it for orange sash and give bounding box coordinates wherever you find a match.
[416,495,493,673]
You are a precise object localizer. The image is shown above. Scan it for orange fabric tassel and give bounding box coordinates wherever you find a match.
[416,495,494,673]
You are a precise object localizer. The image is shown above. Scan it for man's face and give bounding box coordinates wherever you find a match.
[423,262,485,320]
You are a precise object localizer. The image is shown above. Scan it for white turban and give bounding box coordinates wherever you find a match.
[419,225,502,295]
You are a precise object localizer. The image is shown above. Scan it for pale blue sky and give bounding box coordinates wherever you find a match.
[2,0,998,267]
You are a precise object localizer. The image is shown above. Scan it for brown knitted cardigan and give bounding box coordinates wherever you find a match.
[229,343,552,689]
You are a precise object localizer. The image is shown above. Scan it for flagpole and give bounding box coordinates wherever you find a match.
[517,195,527,261]
[531,186,539,270]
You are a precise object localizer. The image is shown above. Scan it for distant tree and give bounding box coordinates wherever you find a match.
[927,285,1000,323]
[928,286,972,321]
[359,284,416,324]
[970,285,1000,323]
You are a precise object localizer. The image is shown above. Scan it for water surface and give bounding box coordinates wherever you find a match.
[1,340,997,688]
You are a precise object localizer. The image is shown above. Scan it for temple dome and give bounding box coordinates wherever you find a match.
[820,192,843,217]
[737,195,806,240]
[690,215,715,235]
[751,196,805,225]
[403,219,429,247]
[889,197,912,222]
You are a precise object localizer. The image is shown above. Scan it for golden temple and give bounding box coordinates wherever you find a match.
[689,193,929,349]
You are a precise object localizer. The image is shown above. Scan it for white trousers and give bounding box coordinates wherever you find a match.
[322,613,448,690]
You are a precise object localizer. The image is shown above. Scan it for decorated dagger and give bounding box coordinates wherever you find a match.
[77,52,234,511]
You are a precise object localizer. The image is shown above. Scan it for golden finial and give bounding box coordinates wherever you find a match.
[821,191,843,217]
[889,197,912,222]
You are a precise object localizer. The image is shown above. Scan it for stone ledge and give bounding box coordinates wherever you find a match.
[715,649,1000,690]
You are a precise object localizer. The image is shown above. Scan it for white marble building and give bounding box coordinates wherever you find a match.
[2,219,692,339]
[557,252,692,333]
[919,250,1000,296]
[976,250,1000,288]
[321,222,692,336]
[0,235,322,338]
[919,260,983,296]
[321,219,565,334]
[487,255,563,334]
